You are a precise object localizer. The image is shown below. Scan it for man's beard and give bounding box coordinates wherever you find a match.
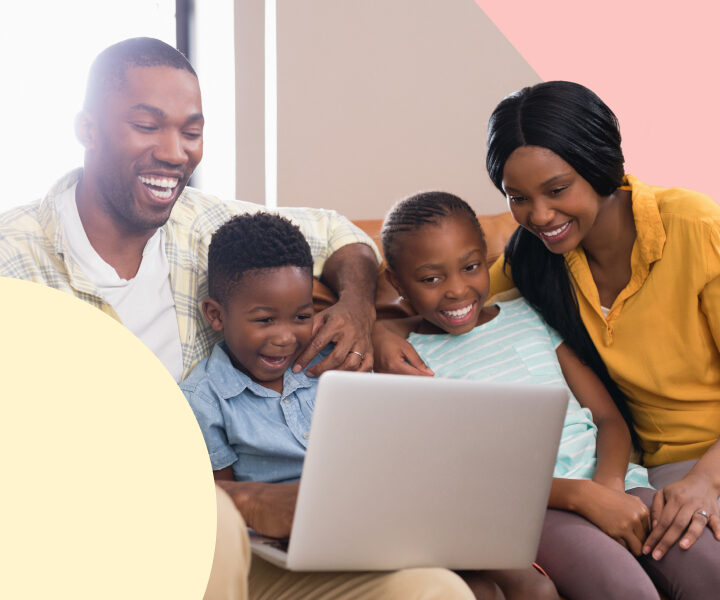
[97,169,179,234]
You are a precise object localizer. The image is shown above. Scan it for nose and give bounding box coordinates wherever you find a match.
[153,129,189,166]
[271,326,296,347]
[444,272,468,299]
[528,199,555,227]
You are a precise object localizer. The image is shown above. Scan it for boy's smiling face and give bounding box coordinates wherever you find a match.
[203,266,314,393]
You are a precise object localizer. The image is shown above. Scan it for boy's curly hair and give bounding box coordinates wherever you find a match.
[208,212,313,304]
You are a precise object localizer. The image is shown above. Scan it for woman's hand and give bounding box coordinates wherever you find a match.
[372,318,433,376]
[642,472,720,560]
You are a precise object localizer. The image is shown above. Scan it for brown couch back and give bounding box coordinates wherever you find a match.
[313,212,518,318]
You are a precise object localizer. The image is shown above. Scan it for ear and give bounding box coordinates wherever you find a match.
[384,268,406,298]
[202,298,225,332]
[74,110,98,150]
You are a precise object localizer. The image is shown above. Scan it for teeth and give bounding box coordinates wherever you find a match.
[442,304,474,319]
[148,187,173,199]
[541,222,570,237]
[138,175,179,189]
[263,355,287,364]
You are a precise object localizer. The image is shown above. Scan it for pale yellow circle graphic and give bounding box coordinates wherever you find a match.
[0,278,216,599]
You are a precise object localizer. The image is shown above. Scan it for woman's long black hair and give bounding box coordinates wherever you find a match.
[486,81,638,444]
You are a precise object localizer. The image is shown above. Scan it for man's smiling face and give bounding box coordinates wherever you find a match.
[85,64,204,233]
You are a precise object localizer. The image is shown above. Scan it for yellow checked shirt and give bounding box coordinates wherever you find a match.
[0,168,381,381]
[489,175,720,467]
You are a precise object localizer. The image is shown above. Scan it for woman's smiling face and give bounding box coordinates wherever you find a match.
[501,145,605,254]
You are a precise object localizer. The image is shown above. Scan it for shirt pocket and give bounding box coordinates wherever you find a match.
[515,340,564,381]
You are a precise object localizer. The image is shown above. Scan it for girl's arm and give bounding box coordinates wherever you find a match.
[548,478,650,556]
[548,342,650,555]
[556,342,631,492]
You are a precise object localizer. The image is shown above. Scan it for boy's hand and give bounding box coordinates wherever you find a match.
[215,480,299,539]
[293,295,375,376]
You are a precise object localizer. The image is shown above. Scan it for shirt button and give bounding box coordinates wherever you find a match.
[303,433,309,439]
[283,398,291,403]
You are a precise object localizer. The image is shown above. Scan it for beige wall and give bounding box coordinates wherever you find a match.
[234,0,266,206]
[235,0,541,218]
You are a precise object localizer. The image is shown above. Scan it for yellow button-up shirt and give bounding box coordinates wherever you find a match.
[0,169,381,380]
[490,175,720,467]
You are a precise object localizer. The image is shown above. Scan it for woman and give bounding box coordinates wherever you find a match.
[485,78,719,537]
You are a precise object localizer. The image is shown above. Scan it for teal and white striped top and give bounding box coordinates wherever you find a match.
[408,297,650,490]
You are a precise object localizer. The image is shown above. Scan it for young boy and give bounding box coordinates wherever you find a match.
[181,212,331,483]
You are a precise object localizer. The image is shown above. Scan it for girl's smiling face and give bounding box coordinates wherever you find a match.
[387,215,495,335]
[501,145,605,254]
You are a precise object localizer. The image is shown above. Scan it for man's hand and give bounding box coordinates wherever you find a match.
[293,243,378,377]
[215,480,299,539]
[294,295,375,377]
[642,472,720,560]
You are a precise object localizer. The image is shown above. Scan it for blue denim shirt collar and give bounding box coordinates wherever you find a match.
[206,342,315,400]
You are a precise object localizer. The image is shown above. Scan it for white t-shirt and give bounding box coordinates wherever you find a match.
[56,185,184,381]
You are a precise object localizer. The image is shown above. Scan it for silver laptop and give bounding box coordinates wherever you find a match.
[250,371,568,571]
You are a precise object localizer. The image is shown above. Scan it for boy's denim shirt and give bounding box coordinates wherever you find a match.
[181,341,333,484]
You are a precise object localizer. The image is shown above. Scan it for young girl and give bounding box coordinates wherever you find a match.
[380,191,720,600]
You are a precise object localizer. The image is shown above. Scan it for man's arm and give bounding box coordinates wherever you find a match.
[269,206,381,376]
[294,242,378,376]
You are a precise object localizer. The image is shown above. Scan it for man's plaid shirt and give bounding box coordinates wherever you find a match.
[0,169,380,380]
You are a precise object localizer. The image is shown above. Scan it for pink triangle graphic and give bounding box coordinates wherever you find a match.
[475,0,719,201]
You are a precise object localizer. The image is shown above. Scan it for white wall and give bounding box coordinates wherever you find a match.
[1,0,175,212]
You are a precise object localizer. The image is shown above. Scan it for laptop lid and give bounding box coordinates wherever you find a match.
[254,371,567,571]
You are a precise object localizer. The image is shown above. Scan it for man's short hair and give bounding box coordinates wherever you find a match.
[208,212,314,305]
[83,37,197,112]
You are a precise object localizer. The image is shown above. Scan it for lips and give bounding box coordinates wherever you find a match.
[535,221,572,244]
[138,174,181,202]
[260,354,291,370]
[439,301,477,326]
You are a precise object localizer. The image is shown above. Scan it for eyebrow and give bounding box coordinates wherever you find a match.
[503,172,572,193]
[247,302,314,313]
[414,248,485,272]
[129,103,204,124]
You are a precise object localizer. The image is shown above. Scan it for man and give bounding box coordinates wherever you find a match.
[0,38,475,599]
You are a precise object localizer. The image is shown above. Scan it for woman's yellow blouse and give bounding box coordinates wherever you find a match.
[488,175,720,467]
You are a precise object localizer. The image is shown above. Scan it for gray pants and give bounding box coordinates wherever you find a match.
[537,482,720,600]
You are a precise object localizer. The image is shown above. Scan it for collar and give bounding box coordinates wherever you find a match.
[622,174,666,266]
[40,168,83,259]
[37,169,108,302]
[564,174,666,327]
[565,174,665,268]
[205,342,315,400]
